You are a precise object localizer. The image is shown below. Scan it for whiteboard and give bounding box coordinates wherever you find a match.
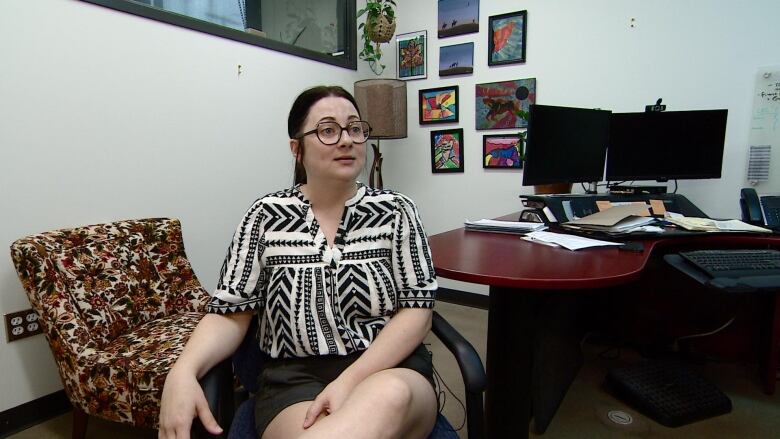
[747,66,780,193]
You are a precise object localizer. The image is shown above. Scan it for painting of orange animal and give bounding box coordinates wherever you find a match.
[475,78,535,130]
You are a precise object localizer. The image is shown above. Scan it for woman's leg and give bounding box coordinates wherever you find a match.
[261,401,315,439]
[262,368,436,439]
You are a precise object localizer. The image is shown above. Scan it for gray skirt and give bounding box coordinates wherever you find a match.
[254,344,435,437]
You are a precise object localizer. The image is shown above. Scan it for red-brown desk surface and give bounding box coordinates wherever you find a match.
[428,215,780,438]
[430,218,780,290]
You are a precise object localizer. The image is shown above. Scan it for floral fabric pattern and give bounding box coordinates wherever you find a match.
[10,218,210,428]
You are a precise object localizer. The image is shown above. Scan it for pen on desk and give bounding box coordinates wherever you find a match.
[521,235,560,247]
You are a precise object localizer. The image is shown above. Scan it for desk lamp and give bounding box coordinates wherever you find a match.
[354,79,407,189]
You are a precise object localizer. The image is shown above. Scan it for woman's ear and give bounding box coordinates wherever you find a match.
[289,139,300,161]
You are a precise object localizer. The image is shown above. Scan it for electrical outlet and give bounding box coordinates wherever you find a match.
[5,309,43,342]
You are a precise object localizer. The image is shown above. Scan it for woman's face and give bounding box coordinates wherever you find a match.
[291,96,367,185]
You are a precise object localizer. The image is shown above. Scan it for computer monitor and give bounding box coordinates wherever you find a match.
[606,109,728,182]
[522,104,612,186]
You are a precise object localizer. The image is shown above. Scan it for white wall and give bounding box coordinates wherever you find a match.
[0,0,360,412]
[377,0,780,294]
[2,0,779,414]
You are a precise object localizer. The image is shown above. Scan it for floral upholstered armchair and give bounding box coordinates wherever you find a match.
[10,218,210,438]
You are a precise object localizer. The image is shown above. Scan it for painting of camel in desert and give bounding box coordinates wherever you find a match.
[439,42,473,76]
[438,0,479,38]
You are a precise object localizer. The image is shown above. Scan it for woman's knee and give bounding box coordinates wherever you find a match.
[370,369,437,439]
[370,371,415,412]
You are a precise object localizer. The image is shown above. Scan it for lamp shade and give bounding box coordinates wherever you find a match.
[354,79,407,139]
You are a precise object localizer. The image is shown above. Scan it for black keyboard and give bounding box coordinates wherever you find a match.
[679,249,780,278]
[764,207,780,229]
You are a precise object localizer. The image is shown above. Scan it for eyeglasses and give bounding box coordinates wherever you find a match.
[297,120,371,145]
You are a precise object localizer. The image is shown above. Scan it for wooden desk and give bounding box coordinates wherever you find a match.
[429,216,780,438]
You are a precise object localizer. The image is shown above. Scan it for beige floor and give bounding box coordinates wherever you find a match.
[9,301,780,438]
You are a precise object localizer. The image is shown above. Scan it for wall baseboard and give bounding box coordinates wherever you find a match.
[0,390,71,438]
[436,287,489,310]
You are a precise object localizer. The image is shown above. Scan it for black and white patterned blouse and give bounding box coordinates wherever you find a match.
[207,183,437,358]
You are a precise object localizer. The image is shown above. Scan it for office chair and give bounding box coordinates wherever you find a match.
[10,218,210,438]
[195,311,486,439]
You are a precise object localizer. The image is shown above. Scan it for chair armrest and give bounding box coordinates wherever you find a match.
[431,310,486,439]
[431,311,486,393]
[192,358,234,439]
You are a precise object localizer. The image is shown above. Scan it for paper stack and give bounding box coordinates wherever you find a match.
[464,219,547,235]
[562,204,657,233]
[665,214,772,233]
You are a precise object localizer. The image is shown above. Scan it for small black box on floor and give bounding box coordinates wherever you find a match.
[605,360,732,427]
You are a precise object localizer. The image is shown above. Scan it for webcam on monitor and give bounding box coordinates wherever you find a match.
[645,98,666,113]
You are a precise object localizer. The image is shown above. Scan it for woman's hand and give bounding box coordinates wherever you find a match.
[300,308,432,430]
[158,367,222,439]
[302,373,360,429]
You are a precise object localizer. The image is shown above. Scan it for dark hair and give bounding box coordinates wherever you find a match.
[288,85,362,185]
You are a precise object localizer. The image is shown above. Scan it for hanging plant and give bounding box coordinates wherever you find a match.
[357,0,397,73]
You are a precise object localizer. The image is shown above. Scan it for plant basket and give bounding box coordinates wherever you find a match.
[368,15,396,43]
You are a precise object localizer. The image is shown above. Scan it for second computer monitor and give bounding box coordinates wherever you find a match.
[522,104,612,186]
[606,109,728,182]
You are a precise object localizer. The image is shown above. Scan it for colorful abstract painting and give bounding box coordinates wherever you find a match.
[438,0,479,38]
[483,134,524,169]
[419,86,459,124]
[439,42,474,76]
[475,78,535,130]
[488,10,527,66]
[431,128,464,173]
[397,30,427,80]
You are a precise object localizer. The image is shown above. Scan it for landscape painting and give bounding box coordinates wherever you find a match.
[439,42,474,76]
[438,0,479,38]
[483,134,524,169]
[475,78,536,130]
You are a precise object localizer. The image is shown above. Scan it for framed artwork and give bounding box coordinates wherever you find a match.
[483,133,524,169]
[475,78,536,130]
[397,30,427,80]
[431,128,465,173]
[488,10,527,66]
[438,0,479,38]
[439,42,474,77]
[419,85,459,125]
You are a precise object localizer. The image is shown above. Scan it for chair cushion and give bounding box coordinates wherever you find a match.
[227,398,256,439]
[429,413,460,439]
[99,311,204,427]
[56,233,165,347]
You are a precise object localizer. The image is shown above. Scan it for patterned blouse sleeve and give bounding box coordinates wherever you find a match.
[207,199,267,314]
[391,194,438,309]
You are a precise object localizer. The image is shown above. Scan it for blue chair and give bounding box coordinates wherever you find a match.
[195,311,486,439]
